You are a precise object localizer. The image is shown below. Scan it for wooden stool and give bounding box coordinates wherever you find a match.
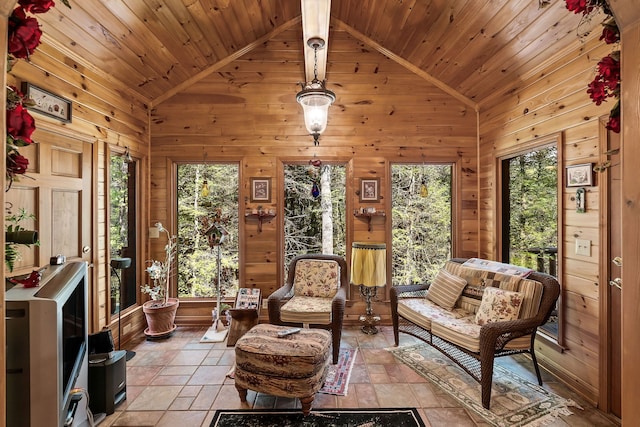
[234,324,331,415]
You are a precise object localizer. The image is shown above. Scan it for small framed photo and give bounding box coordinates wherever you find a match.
[22,82,72,123]
[566,163,593,187]
[359,178,380,202]
[250,177,271,203]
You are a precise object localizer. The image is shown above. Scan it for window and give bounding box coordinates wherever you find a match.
[109,150,138,316]
[176,163,239,299]
[500,142,560,341]
[283,163,346,268]
[391,164,453,285]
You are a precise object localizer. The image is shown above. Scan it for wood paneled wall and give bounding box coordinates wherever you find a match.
[5,38,150,339]
[150,25,478,323]
[478,33,614,404]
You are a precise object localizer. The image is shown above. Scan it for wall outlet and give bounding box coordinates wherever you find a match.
[262,299,269,309]
[575,239,591,256]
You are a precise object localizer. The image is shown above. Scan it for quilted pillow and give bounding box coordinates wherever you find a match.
[293,259,340,298]
[426,269,467,311]
[475,287,523,326]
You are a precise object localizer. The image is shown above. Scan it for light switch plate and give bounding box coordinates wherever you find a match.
[575,239,591,256]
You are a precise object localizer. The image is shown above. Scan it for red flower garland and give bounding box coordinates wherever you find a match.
[18,0,56,14]
[5,86,35,185]
[7,7,42,60]
[5,0,70,188]
[565,0,620,133]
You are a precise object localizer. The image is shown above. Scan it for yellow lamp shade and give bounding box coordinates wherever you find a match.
[350,242,386,287]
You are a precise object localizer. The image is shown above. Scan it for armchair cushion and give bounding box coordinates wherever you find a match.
[426,268,467,310]
[475,287,523,326]
[293,259,341,298]
[280,296,333,324]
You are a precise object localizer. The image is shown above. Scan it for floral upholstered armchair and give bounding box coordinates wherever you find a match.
[268,254,348,364]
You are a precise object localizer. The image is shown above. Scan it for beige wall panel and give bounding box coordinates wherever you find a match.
[536,340,599,403]
[563,275,600,301]
[564,258,600,281]
[564,139,600,163]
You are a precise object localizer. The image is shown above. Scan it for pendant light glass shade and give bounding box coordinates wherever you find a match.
[296,37,335,146]
[297,82,335,141]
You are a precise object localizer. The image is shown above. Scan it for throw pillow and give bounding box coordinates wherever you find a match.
[475,287,524,326]
[426,269,467,311]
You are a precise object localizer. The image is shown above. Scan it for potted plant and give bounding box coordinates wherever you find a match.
[142,222,179,339]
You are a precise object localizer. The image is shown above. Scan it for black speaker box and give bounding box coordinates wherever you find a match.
[88,350,127,415]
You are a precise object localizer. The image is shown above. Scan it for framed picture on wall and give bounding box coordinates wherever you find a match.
[250,177,271,202]
[566,163,593,187]
[22,82,72,123]
[359,178,380,202]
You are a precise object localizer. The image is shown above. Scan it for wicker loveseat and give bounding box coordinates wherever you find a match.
[391,258,560,409]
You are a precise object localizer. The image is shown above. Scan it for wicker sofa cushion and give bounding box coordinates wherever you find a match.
[235,324,331,379]
[397,298,471,331]
[292,259,341,298]
[475,287,523,326]
[426,268,467,310]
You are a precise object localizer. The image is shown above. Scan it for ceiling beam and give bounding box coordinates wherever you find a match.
[301,0,331,82]
[152,16,302,107]
[333,19,478,111]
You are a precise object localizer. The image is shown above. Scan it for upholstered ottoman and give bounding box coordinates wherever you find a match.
[234,323,331,415]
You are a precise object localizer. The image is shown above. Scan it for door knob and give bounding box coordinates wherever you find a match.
[82,245,91,254]
[613,257,622,267]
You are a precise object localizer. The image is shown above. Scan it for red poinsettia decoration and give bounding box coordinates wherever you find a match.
[18,0,56,14]
[7,7,42,60]
[7,103,36,145]
[565,0,620,133]
[6,152,30,177]
[5,86,35,186]
[5,0,71,189]
[565,0,611,16]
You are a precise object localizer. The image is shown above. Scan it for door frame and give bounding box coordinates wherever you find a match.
[598,116,621,416]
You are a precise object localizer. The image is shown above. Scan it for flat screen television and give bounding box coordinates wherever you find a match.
[6,262,89,427]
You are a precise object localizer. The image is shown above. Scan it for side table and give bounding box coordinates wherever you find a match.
[226,308,259,346]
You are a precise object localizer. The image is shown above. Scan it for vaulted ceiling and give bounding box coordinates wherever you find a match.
[35,0,594,108]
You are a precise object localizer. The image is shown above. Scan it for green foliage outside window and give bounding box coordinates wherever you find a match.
[391,164,452,285]
[176,164,239,299]
[505,147,558,271]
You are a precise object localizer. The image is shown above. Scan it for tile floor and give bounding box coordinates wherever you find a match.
[95,325,618,426]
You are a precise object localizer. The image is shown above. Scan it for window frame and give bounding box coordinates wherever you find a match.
[389,162,456,287]
[106,145,141,323]
[173,161,241,302]
[495,133,564,348]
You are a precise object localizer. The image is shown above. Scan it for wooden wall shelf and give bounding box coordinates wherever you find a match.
[245,212,276,232]
[354,211,385,231]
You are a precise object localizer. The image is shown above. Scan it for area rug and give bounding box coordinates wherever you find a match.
[388,344,579,427]
[318,348,357,395]
[209,408,425,427]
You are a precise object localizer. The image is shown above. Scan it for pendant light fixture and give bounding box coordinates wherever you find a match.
[296,37,335,146]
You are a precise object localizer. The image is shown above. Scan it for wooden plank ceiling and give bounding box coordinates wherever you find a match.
[34,0,591,108]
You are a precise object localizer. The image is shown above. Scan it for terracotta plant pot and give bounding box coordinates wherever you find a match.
[143,297,179,339]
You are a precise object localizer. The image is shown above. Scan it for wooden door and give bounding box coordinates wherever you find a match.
[607,130,622,418]
[5,130,93,288]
